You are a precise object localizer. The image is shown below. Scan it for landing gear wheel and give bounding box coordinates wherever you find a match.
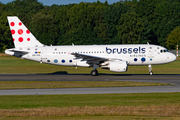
[91,70,98,76]
[148,65,153,75]
[95,70,98,75]
[149,71,153,75]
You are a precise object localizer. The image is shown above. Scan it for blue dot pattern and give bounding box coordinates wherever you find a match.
[134,58,137,62]
[141,58,146,62]
[62,59,65,63]
[54,59,58,63]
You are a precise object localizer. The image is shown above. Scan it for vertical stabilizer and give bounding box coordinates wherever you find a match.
[7,16,43,48]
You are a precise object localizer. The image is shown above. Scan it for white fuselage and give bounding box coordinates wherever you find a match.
[5,44,176,68]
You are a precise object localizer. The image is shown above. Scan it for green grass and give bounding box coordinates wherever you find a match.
[0,93,180,109]
[0,93,180,119]
[0,81,168,89]
[0,56,180,74]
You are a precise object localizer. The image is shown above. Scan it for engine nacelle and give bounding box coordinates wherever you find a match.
[109,61,128,72]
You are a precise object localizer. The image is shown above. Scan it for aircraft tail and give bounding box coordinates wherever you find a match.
[7,16,43,48]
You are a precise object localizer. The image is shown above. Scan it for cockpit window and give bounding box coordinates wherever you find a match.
[160,49,169,53]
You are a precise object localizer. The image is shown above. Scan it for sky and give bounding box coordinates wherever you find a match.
[0,0,122,6]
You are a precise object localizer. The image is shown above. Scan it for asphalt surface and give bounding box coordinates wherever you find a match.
[0,74,180,81]
[0,74,180,95]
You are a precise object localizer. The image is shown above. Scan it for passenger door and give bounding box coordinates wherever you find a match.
[41,48,47,59]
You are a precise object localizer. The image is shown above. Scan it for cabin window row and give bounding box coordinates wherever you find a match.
[53,51,105,54]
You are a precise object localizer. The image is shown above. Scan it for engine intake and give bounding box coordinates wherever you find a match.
[110,61,128,72]
[101,60,128,72]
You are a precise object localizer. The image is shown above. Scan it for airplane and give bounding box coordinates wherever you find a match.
[5,16,176,76]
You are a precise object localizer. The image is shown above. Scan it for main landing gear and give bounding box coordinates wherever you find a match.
[91,69,98,76]
[148,65,153,75]
[91,64,99,76]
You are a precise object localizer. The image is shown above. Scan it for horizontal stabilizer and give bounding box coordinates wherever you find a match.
[6,48,29,54]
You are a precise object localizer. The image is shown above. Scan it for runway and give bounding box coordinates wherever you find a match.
[0,74,180,95]
[0,74,180,81]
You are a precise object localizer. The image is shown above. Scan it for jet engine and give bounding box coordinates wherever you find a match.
[101,60,128,72]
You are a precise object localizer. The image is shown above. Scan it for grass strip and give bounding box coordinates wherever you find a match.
[1,93,180,118]
[0,116,179,120]
[0,81,169,89]
[0,56,180,74]
[1,93,180,109]
[0,105,180,117]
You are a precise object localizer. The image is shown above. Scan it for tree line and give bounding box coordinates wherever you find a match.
[0,0,180,52]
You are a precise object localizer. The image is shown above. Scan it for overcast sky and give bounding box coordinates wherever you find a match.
[0,0,121,6]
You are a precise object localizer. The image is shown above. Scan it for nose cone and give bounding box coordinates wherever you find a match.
[169,53,176,62]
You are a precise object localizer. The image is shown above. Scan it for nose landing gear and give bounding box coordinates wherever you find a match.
[148,65,153,75]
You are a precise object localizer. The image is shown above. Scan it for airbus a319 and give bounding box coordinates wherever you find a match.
[5,16,176,76]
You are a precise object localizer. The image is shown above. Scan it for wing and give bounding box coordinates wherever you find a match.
[71,53,108,62]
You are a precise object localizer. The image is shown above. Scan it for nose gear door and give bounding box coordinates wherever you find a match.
[148,46,154,58]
